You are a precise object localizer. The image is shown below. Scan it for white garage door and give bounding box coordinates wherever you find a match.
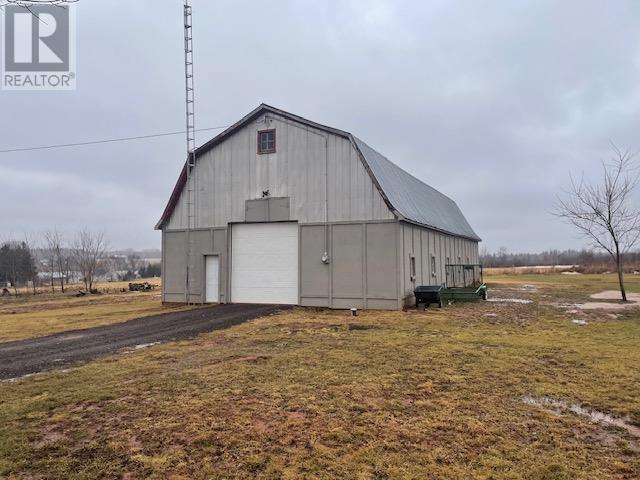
[231,223,299,304]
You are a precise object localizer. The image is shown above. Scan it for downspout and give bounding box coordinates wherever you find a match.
[323,134,330,264]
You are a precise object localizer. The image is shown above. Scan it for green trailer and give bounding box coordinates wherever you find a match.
[440,282,487,303]
[414,264,487,309]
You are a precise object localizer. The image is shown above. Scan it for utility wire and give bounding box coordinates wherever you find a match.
[0,125,230,154]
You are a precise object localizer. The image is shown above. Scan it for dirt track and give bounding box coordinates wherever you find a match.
[0,303,285,380]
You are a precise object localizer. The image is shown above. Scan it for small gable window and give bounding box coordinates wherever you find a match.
[257,129,276,154]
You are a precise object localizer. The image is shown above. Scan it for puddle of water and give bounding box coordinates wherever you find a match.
[522,395,640,437]
[57,333,86,342]
[579,302,632,311]
[3,373,35,383]
[487,298,533,304]
[133,342,160,350]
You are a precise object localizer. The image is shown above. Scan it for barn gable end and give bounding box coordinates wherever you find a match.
[157,105,395,230]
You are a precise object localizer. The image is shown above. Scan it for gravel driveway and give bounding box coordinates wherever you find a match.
[0,303,285,380]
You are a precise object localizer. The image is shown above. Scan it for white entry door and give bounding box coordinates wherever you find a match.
[231,223,299,304]
[205,255,219,303]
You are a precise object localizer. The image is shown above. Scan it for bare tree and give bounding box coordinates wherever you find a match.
[72,229,107,292]
[44,229,70,293]
[555,145,640,301]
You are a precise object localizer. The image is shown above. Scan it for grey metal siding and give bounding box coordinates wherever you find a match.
[245,197,291,222]
[162,230,186,303]
[331,224,364,300]
[245,199,268,222]
[162,227,228,304]
[397,221,480,305]
[164,220,478,309]
[299,221,399,310]
[165,112,394,230]
[365,223,398,300]
[187,230,211,302]
[299,225,330,306]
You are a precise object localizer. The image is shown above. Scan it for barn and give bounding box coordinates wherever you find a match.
[156,104,481,309]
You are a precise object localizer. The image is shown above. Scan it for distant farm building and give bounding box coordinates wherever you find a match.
[156,104,480,309]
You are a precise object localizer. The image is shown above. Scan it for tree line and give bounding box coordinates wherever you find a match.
[480,247,640,270]
[0,229,160,295]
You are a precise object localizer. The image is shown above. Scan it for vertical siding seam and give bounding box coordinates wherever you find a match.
[363,222,367,308]
[298,223,302,304]
[401,224,405,301]
[396,221,400,309]
[226,226,232,302]
[329,224,333,307]
[161,230,165,302]
[418,230,422,283]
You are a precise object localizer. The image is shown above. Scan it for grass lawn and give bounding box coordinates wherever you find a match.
[0,274,639,479]
[0,279,192,342]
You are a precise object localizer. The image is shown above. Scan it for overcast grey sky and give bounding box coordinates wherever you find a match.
[1,0,639,252]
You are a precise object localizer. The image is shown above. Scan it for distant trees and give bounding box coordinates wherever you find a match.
[0,241,37,294]
[480,248,640,270]
[555,146,640,301]
[22,235,39,295]
[138,263,161,278]
[0,229,162,295]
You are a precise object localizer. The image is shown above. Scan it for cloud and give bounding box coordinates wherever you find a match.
[1,0,639,251]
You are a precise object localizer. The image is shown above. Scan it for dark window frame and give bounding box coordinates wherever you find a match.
[409,254,416,281]
[257,129,276,154]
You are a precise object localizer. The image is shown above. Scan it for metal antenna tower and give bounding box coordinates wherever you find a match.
[183,0,196,303]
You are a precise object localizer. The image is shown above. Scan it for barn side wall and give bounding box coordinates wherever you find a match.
[397,222,480,308]
[163,221,480,310]
[162,220,400,309]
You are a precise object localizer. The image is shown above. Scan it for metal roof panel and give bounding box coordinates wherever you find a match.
[353,137,481,241]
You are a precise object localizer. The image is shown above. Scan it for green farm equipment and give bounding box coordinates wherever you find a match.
[414,264,487,309]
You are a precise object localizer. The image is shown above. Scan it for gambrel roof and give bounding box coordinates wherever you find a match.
[156,104,481,241]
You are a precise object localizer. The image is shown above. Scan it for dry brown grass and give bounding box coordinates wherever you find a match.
[0,279,190,342]
[0,274,639,479]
